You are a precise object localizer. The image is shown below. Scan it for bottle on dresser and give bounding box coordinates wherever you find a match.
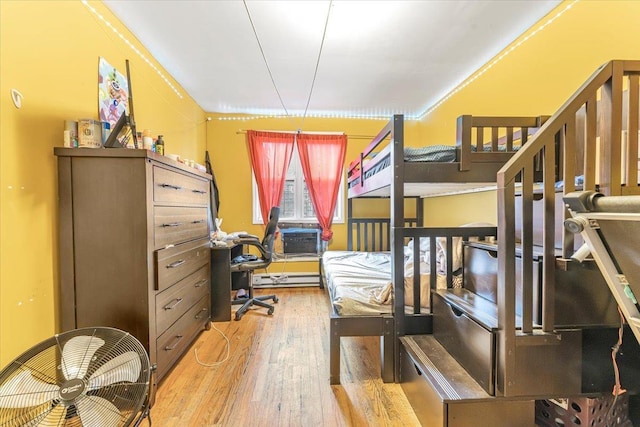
[156,135,165,155]
[142,129,154,151]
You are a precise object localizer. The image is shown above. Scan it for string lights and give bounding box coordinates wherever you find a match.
[81,0,183,100]
[84,0,577,123]
[222,0,578,122]
[416,0,579,121]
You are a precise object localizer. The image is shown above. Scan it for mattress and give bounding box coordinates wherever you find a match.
[322,250,453,316]
[349,144,522,191]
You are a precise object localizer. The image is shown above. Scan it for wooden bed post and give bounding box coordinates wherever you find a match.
[599,61,625,196]
[347,198,353,250]
[391,114,405,383]
[457,115,473,171]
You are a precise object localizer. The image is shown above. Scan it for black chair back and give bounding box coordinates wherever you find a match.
[261,206,280,263]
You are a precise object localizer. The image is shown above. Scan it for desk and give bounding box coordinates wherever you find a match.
[210,242,248,322]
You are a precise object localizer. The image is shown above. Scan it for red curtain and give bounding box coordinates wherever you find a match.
[296,133,347,241]
[247,130,295,225]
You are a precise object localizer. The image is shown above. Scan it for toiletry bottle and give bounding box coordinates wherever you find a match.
[142,129,153,150]
[156,135,165,155]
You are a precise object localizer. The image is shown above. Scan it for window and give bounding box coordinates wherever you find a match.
[253,149,344,224]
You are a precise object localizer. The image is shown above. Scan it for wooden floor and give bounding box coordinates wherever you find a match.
[141,287,421,427]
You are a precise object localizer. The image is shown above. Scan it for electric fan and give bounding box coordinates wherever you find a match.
[0,327,151,426]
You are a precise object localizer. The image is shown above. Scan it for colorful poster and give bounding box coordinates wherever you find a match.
[98,57,129,127]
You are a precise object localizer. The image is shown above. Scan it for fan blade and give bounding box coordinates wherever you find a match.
[76,395,122,427]
[0,370,58,408]
[87,352,141,390]
[62,335,105,380]
[22,403,66,427]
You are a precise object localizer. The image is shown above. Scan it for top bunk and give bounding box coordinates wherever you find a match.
[347,114,548,199]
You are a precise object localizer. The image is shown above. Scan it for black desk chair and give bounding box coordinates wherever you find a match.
[230,206,280,320]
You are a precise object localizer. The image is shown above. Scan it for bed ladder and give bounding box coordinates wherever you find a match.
[564,191,640,346]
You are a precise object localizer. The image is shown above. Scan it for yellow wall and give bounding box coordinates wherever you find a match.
[416,0,640,226]
[2,0,639,366]
[0,1,207,365]
[419,0,640,144]
[207,1,640,234]
[206,116,422,250]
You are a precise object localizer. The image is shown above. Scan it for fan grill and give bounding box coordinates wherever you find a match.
[0,327,151,427]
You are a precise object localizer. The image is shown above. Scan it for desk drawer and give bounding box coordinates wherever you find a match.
[156,294,210,379]
[432,292,495,395]
[156,264,210,335]
[153,166,209,206]
[156,238,209,291]
[154,206,208,248]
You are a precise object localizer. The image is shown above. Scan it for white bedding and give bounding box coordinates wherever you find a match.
[322,245,455,316]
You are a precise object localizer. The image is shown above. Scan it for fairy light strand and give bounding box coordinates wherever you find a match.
[81,0,183,99]
[417,0,578,120]
[84,0,577,122]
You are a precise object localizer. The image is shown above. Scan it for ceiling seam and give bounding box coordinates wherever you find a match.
[243,0,295,127]
[300,0,333,129]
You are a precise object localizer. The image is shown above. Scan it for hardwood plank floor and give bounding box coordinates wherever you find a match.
[141,287,420,427]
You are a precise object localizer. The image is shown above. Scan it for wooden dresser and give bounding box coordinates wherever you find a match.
[55,148,212,383]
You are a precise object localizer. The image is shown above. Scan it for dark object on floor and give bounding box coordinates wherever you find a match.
[535,395,631,427]
[230,207,280,320]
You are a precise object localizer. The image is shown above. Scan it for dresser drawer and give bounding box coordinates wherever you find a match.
[156,264,210,335]
[156,238,210,291]
[153,166,209,206]
[154,206,208,248]
[156,294,210,379]
[432,292,495,395]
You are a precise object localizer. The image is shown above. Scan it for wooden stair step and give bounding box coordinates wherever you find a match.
[400,334,492,402]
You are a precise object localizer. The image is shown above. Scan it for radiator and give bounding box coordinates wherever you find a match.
[253,272,320,288]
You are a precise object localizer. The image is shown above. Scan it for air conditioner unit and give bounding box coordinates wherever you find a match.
[253,272,320,288]
[280,228,320,255]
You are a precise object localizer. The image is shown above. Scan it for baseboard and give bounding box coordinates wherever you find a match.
[253,272,320,288]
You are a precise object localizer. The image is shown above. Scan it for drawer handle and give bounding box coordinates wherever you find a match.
[195,307,209,320]
[413,363,423,376]
[192,219,206,224]
[192,189,207,194]
[166,260,186,269]
[164,335,184,351]
[448,303,465,318]
[164,298,184,310]
[161,222,183,228]
[160,183,183,190]
[194,279,208,288]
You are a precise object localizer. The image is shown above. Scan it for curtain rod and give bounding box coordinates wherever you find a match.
[235,130,374,140]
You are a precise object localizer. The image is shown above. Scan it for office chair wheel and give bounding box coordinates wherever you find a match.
[267,308,274,315]
[235,312,244,321]
[273,296,279,303]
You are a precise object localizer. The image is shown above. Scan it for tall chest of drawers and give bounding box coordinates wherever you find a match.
[55,148,212,384]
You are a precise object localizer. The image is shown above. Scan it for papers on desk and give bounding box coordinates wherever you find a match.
[225,231,249,240]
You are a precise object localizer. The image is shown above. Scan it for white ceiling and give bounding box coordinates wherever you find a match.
[103,0,562,120]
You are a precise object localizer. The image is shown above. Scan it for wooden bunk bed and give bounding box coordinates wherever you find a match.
[397,60,640,426]
[323,114,548,385]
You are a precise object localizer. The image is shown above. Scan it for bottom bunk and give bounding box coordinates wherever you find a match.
[322,248,437,384]
[321,225,496,385]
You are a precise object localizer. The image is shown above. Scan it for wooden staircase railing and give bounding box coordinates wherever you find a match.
[496,60,640,397]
